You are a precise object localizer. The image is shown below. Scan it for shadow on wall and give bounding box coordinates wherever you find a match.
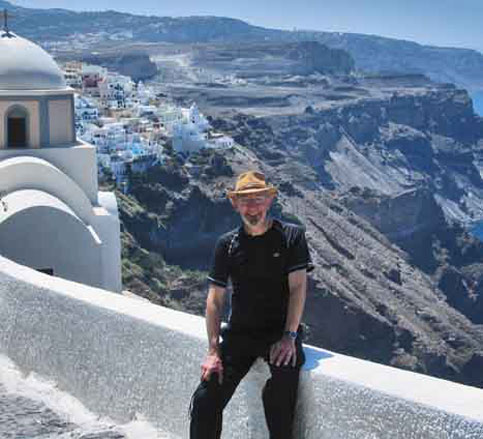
[303,347,334,371]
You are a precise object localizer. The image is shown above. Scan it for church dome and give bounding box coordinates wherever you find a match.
[0,30,67,90]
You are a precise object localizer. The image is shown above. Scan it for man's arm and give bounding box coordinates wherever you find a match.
[270,269,307,367]
[284,268,307,333]
[201,284,226,383]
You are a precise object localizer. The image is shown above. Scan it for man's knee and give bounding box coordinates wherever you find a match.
[263,365,301,401]
[190,379,222,417]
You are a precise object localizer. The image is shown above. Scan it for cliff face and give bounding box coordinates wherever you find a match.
[241,85,483,223]
[117,145,483,388]
[304,32,483,90]
[204,81,483,326]
[192,41,355,78]
[80,52,158,82]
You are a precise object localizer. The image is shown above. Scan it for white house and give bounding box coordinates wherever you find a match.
[0,29,122,293]
[136,81,156,105]
[63,61,83,89]
[98,73,134,109]
[172,120,208,153]
[188,102,210,131]
[81,64,107,97]
[157,103,184,133]
[74,94,99,122]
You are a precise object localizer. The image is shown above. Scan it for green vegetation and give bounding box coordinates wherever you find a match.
[116,186,208,315]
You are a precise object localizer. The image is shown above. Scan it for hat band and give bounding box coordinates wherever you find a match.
[237,183,266,191]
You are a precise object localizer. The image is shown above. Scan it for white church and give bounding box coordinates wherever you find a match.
[0,27,121,292]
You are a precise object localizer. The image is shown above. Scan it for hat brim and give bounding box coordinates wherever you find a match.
[227,186,277,199]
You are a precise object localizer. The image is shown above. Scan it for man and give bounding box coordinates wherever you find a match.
[189,170,313,439]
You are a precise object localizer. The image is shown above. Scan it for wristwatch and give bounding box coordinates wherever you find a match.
[284,330,297,340]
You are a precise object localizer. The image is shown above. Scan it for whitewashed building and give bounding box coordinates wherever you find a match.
[63,61,83,89]
[136,81,156,105]
[74,94,99,122]
[208,133,235,149]
[188,102,210,131]
[0,29,121,293]
[157,103,184,132]
[98,72,134,109]
[81,64,107,97]
[172,120,208,153]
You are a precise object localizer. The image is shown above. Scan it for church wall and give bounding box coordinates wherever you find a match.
[0,142,99,204]
[95,192,122,293]
[0,156,94,223]
[48,98,74,145]
[0,100,40,148]
[0,255,482,439]
[0,200,103,289]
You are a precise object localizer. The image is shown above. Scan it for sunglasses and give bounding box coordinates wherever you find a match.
[236,195,269,206]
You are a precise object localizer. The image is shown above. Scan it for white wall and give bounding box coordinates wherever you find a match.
[0,156,93,223]
[0,190,103,288]
[95,191,122,293]
[49,99,74,145]
[0,255,482,439]
[0,140,98,204]
[0,157,121,293]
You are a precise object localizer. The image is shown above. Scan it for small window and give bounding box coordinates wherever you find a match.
[7,106,29,148]
[36,268,54,276]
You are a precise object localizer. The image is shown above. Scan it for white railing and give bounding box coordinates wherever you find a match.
[0,255,482,438]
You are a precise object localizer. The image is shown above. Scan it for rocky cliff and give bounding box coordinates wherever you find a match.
[115,142,483,388]
[192,41,355,77]
[78,52,158,82]
[199,77,483,324]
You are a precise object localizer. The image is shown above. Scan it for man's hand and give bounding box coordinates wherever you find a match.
[269,335,296,367]
[201,352,224,384]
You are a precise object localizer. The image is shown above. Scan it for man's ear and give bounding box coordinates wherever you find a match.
[229,196,237,208]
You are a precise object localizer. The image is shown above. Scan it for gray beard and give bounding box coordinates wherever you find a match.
[242,213,263,227]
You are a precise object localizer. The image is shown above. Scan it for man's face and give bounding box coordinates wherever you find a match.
[231,193,274,228]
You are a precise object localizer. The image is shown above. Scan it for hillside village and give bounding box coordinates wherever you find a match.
[65,61,234,190]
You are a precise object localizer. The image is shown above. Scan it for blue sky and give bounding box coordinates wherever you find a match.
[11,0,483,52]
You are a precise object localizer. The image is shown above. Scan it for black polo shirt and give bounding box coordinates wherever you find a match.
[208,219,314,335]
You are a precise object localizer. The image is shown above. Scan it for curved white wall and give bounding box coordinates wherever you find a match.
[0,255,482,439]
[0,156,122,293]
[0,141,98,204]
[0,155,93,222]
[0,191,103,288]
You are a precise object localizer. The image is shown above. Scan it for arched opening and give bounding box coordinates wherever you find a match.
[6,106,29,148]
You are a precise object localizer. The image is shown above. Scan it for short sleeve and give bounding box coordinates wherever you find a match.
[207,236,230,287]
[286,228,314,274]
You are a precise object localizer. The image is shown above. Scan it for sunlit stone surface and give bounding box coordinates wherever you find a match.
[0,355,159,438]
[0,255,483,438]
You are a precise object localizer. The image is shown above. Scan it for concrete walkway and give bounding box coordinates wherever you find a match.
[0,383,127,439]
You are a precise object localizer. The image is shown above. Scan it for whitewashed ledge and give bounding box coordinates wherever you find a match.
[0,255,483,439]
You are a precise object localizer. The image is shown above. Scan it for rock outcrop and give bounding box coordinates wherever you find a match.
[81,52,158,82]
[117,141,483,388]
[193,41,354,77]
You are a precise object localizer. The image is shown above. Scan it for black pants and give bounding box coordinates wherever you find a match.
[189,331,305,439]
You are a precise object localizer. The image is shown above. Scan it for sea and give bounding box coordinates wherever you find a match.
[472,222,483,241]
[470,91,483,241]
[472,91,483,117]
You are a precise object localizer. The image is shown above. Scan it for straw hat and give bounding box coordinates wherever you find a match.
[227,171,277,199]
